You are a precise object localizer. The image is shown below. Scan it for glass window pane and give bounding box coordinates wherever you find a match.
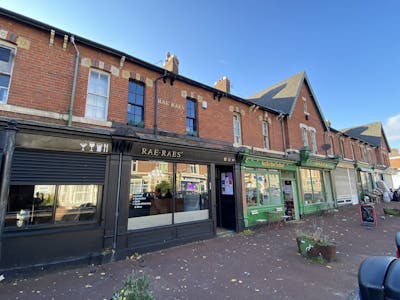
[128,160,173,230]
[269,172,282,205]
[310,170,323,203]
[301,169,313,205]
[175,163,209,224]
[55,185,99,223]
[0,74,10,87]
[0,87,7,103]
[245,172,258,206]
[0,47,11,62]
[6,185,55,228]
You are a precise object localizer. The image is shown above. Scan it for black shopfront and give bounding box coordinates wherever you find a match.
[0,122,242,270]
[0,123,111,271]
[105,138,241,258]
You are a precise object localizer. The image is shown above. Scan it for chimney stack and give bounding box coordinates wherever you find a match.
[163,52,179,74]
[214,76,231,94]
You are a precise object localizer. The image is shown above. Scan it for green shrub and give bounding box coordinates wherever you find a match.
[112,272,155,300]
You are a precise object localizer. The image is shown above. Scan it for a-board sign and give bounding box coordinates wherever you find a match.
[359,203,377,227]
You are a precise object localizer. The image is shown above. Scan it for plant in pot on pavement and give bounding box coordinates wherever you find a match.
[295,226,336,263]
[112,271,155,300]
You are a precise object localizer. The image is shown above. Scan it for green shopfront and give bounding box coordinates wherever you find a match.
[298,153,337,215]
[241,153,299,227]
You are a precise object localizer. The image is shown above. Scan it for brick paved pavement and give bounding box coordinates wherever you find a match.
[1,201,399,300]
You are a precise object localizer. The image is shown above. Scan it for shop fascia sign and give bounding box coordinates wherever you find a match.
[141,146,184,158]
[16,133,110,153]
[136,143,236,163]
[300,159,336,169]
[243,157,295,170]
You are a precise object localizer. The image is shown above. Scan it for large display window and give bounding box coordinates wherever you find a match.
[128,160,209,230]
[6,184,101,228]
[245,169,282,207]
[300,168,326,205]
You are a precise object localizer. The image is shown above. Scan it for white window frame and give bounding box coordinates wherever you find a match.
[0,43,16,104]
[233,113,242,145]
[302,96,309,115]
[85,69,110,120]
[310,129,317,153]
[262,121,270,149]
[300,124,309,147]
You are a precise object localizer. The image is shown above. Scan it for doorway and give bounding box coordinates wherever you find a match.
[215,166,236,231]
[282,179,297,221]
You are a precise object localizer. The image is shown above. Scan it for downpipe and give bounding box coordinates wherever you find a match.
[111,152,123,260]
[67,35,80,127]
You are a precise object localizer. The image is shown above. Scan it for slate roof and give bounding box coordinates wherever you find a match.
[342,122,389,149]
[247,72,304,114]
[247,71,328,130]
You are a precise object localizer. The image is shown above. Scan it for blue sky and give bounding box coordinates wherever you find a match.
[1,0,400,150]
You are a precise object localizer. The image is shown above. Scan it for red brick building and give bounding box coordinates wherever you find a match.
[0,8,391,270]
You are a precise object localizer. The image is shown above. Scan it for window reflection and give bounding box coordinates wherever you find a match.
[128,160,209,230]
[301,168,326,205]
[244,170,282,207]
[6,184,100,228]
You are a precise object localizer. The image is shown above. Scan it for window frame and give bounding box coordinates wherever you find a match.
[233,112,242,145]
[262,121,270,149]
[5,184,102,230]
[186,97,198,136]
[85,69,110,121]
[127,79,145,127]
[0,43,16,104]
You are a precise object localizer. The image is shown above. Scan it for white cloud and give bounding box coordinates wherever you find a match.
[385,114,400,144]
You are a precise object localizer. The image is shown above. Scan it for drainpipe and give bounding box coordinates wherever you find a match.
[112,151,123,255]
[153,71,168,135]
[0,120,18,261]
[68,35,80,127]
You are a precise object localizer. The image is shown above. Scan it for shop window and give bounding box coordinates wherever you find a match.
[175,163,208,223]
[245,172,259,207]
[245,170,282,207]
[85,69,110,120]
[262,121,270,149]
[0,44,16,104]
[128,160,209,230]
[127,80,145,127]
[300,168,325,205]
[186,98,197,136]
[233,113,242,145]
[6,184,101,228]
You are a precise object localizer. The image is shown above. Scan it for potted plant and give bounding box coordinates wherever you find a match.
[296,227,336,262]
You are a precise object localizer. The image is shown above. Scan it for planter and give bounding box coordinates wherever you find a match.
[296,236,336,262]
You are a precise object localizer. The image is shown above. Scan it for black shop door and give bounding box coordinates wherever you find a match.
[216,166,236,231]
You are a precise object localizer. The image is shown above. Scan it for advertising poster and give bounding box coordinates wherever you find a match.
[221,172,234,195]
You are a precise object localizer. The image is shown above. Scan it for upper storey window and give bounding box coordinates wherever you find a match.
[85,69,110,120]
[233,113,242,145]
[127,80,145,127]
[262,121,270,149]
[186,98,197,136]
[0,45,16,104]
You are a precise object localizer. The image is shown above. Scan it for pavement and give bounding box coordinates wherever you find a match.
[1,200,400,300]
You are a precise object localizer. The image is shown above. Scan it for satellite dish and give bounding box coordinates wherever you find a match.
[321,144,331,151]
